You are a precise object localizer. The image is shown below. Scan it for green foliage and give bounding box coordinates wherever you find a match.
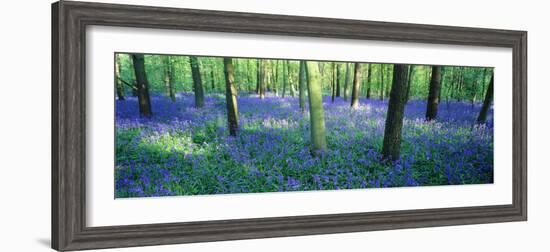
[116,53,492,103]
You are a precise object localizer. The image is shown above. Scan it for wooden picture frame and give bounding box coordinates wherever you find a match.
[52,1,527,251]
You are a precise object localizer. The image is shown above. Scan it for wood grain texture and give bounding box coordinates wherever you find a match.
[51,1,527,251]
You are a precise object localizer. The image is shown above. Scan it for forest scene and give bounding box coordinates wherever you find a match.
[115,53,494,198]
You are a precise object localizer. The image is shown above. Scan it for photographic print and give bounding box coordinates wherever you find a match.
[114,53,494,198]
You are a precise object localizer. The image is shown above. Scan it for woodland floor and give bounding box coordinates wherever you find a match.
[115,93,493,198]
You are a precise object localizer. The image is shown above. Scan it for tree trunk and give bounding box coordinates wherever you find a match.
[471,80,477,108]
[163,56,176,102]
[343,63,350,101]
[457,69,464,102]
[350,63,362,109]
[223,58,239,136]
[336,64,341,97]
[451,67,459,101]
[385,65,393,98]
[366,64,372,99]
[256,60,261,94]
[131,54,152,117]
[115,54,125,100]
[380,64,385,100]
[189,56,205,108]
[445,67,454,108]
[274,60,280,96]
[266,61,272,93]
[210,68,215,92]
[477,73,494,124]
[305,61,328,156]
[381,64,409,160]
[425,66,442,121]
[281,61,287,98]
[259,60,266,99]
[331,63,336,103]
[288,61,295,97]
[405,65,415,102]
[299,61,307,112]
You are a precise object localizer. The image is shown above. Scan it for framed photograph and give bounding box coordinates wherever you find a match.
[52,1,527,251]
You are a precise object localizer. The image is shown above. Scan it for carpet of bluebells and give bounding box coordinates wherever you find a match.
[115,93,493,198]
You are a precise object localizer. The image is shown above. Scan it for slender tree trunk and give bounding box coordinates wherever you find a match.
[350,63,362,109]
[126,55,138,97]
[471,80,477,108]
[380,64,385,100]
[451,67,459,101]
[115,54,125,100]
[445,68,454,108]
[256,60,261,94]
[425,66,442,121]
[477,73,494,124]
[163,56,176,102]
[199,60,208,92]
[336,64,341,97]
[274,60,280,96]
[343,63,350,101]
[189,56,205,108]
[406,65,415,102]
[223,58,239,136]
[131,54,153,117]
[247,60,253,92]
[439,67,444,104]
[282,61,287,98]
[457,69,464,102]
[381,64,409,160]
[288,61,295,97]
[265,60,273,92]
[210,68,215,92]
[366,64,372,99]
[299,61,307,112]
[259,60,266,99]
[305,61,327,156]
[331,63,336,103]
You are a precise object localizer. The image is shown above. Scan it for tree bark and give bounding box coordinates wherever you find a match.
[331,63,336,103]
[425,66,442,121]
[306,61,328,156]
[223,58,239,136]
[115,54,125,100]
[265,61,272,93]
[274,60,280,96]
[381,64,409,160]
[343,63,350,101]
[282,60,287,98]
[380,64,385,100]
[477,73,494,124]
[405,65,415,102]
[366,64,372,99]
[259,60,266,99]
[163,56,176,102]
[189,56,205,108]
[350,63,362,109]
[256,59,260,94]
[210,68,215,92]
[385,65,393,98]
[131,54,152,117]
[336,64,341,97]
[288,61,295,97]
[299,60,307,112]
[457,69,464,102]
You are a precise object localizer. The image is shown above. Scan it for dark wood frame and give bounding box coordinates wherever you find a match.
[52,1,527,251]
